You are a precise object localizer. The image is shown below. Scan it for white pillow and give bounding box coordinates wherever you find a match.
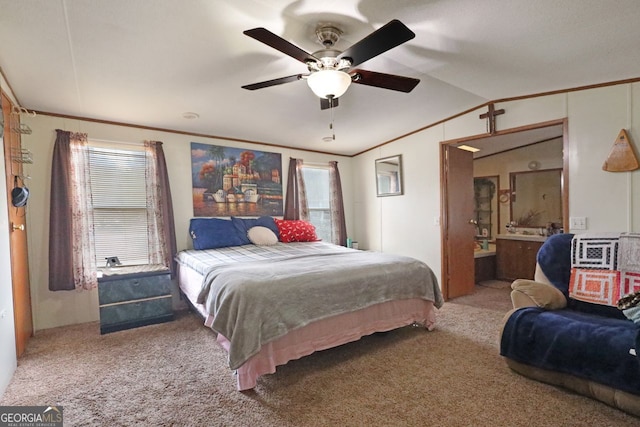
[247,226,278,246]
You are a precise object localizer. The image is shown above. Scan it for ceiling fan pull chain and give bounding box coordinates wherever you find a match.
[329,96,336,140]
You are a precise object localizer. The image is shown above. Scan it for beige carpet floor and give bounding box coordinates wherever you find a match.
[477,279,512,290]
[2,286,638,426]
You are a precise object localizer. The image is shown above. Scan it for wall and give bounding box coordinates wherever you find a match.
[11,81,640,332]
[352,125,444,270]
[20,116,354,331]
[0,78,18,396]
[352,83,640,285]
[0,129,17,396]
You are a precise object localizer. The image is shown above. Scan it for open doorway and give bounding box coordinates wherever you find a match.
[440,119,569,300]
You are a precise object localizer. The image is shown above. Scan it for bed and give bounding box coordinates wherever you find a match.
[176,217,444,390]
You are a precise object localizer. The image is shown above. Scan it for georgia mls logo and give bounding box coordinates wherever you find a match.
[0,405,63,427]
[43,406,62,419]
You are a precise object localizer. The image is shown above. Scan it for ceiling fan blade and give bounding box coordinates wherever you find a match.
[351,69,420,93]
[242,74,305,91]
[320,97,339,110]
[244,27,318,64]
[338,20,415,68]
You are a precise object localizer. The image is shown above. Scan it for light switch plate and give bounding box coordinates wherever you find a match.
[570,216,587,230]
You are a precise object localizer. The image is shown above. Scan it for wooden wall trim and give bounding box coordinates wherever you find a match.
[6,73,640,158]
[32,110,350,158]
[353,77,640,157]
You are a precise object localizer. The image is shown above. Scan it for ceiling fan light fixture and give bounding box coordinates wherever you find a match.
[306,69,351,99]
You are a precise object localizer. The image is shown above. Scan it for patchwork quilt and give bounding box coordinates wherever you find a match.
[570,232,640,307]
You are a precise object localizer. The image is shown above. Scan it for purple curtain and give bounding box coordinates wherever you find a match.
[283,158,308,220]
[154,142,178,278]
[329,161,347,246]
[48,130,74,290]
[49,129,97,290]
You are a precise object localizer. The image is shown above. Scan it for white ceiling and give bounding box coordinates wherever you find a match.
[463,125,564,159]
[1,0,639,156]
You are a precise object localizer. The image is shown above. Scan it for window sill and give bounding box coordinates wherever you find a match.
[97,264,168,278]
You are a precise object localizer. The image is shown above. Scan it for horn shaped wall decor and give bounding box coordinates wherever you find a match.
[602,129,639,172]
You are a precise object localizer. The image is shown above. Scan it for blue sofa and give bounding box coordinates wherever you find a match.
[500,233,640,417]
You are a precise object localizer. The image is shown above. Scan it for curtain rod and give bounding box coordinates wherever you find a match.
[89,138,145,147]
[303,161,331,167]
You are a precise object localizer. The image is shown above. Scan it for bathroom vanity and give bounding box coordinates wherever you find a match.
[495,234,546,281]
[474,244,497,283]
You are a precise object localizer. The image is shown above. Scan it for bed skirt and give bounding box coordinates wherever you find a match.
[178,263,437,390]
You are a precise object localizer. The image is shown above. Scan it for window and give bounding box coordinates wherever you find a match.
[301,166,332,242]
[88,144,150,266]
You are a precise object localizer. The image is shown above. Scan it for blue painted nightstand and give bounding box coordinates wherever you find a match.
[98,269,173,334]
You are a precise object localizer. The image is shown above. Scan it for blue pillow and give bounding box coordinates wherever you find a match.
[231,216,280,245]
[189,218,246,250]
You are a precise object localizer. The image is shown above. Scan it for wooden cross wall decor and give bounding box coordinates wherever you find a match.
[479,103,505,135]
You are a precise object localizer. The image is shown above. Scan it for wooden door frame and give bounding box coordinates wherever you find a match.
[440,118,569,301]
[2,91,33,356]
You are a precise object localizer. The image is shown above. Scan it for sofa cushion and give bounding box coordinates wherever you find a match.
[500,307,640,396]
[504,358,640,418]
[537,233,574,293]
[511,279,567,310]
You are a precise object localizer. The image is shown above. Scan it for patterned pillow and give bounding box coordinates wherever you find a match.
[621,271,640,297]
[569,268,620,306]
[571,233,620,269]
[274,218,319,243]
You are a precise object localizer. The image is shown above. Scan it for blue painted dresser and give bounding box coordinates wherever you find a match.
[98,269,173,334]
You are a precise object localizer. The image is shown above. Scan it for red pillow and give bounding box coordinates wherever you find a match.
[274,218,320,243]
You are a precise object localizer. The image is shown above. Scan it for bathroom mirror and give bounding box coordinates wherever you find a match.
[510,168,562,227]
[375,155,403,196]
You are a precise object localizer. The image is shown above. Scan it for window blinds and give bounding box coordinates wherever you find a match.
[89,146,150,266]
[301,166,331,242]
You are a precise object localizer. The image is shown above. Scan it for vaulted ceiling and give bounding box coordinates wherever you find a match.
[1,0,639,156]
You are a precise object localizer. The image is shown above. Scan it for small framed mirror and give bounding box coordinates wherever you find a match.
[375,155,403,197]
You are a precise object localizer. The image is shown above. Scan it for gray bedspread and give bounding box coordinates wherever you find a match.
[196,248,443,370]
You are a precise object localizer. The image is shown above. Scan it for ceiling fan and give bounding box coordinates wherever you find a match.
[241,19,420,110]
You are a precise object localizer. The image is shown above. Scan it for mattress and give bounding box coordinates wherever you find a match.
[176,242,441,390]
